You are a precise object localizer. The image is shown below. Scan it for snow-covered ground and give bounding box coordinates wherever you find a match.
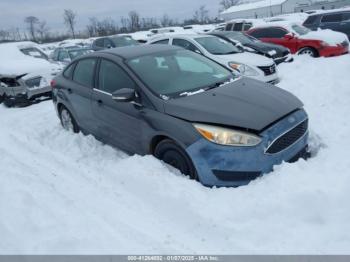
[1,54,350,254]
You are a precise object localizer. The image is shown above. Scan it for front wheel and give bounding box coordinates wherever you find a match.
[3,96,15,108]
[59,107,80,133]
[298,47,317,57]
[154,139,198,181]
[0,95,4,104]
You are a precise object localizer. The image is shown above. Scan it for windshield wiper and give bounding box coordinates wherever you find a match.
[205,78,234,91]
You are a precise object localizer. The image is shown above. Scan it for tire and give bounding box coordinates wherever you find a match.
[59,106,80,133]
[3,96,14,108]
[298,47,317,57]
[0,95,3,104]
[154,139,198,180]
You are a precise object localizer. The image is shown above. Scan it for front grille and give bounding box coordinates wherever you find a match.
[213,170,261,182]
[266,119,308,154]
[258,64,276,76]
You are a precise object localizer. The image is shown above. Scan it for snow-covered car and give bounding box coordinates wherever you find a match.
[148,34,279,84]
[209,31,293,64]
[247,22,349,57]
[50,46,93,65]
[0,41,62,107]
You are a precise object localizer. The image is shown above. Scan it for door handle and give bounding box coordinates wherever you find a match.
[97,99,103,106]
[67,88,72,94]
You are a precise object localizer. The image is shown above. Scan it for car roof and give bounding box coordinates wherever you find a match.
[98,44,183,59]
[308,7,350,16]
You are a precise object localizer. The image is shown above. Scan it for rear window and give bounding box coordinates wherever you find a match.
[20,47,48,60]
[63,63,76,79]
[304,15,319,25]
[343,12,350,21]
[321,13,342,23]
[152,39,169,45]
[233,23,243,31]
[73,59,96,88]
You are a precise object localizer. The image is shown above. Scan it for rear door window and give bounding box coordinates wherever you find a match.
[73,59,96,88]
[225,23,234,31]
[172,39,201,53]
[63,62,76,79]
[321,13,342,23]
[249,28,271,38]
[304,15,319,25]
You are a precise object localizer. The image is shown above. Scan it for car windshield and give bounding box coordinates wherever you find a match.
[68,49,93,59]
[291,24,311,35]
[20,47,48,60]
[111,36,139,47]
[195,36,241,55]
[127,49,233,98]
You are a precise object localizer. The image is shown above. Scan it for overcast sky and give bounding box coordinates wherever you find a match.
[0,0,222,32]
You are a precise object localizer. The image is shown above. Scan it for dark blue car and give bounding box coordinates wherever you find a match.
[303,9,350,40]
[51,45,309,187]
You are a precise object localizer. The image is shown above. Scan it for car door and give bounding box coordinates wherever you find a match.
[91,58,144,154]
[67,58,97,133]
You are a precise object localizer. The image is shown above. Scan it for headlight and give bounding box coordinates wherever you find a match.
[228,62,259,76]
[193,123,262,146]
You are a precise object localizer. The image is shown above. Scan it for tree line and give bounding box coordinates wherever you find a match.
[0,1,240,43]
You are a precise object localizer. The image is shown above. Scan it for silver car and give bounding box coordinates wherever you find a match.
[0,41,62,107]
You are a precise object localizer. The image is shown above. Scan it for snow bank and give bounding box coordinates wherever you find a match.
[1,54,350,254]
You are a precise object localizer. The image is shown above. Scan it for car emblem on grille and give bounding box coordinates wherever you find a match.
[288,116,296,124]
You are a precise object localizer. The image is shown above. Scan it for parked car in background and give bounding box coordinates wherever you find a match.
[183,24,216,33]
[247,22,349,57]
[303,8,350,40]
[148,34,279,84]
[52,45,309,187]
[209,31,293,64]
[51,46,93,65]
[0,42,62,107]
[224,19,263,32]
[92,35,139,51]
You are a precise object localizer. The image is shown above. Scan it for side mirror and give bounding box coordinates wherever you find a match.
[112,88,135,102]
[284,33,294,40]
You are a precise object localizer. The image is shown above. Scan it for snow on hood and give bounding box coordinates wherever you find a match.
[217,51,275,67]
[299,29,349,46]
[0,42,62,82]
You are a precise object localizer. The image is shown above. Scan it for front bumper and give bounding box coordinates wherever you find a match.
[186,109,309,187]
[319,45,349,57]
[274,53,293,64]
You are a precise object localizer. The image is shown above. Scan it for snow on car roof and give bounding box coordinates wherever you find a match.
[307,6,350,16]
[221,0,287,14]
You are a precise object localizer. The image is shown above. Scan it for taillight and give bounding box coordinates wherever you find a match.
[50,79,57,89]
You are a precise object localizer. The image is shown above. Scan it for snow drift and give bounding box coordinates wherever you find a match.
[1,54,350,254]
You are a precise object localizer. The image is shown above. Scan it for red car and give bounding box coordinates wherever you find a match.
[247,22,349,57]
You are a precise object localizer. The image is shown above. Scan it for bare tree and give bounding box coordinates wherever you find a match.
[24,16,39,41]
[86,17,98,37]
[160,14,175,27]
[193,5,209,24]
[37,21,49,41]
[128,11,140,32]
[220,0,240,10]
[63,9,77,38]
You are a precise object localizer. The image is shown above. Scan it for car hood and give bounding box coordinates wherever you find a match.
[216,52,274,67]
[245,42,289,57]
[164,78,303,132]
[299,29,349,46]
